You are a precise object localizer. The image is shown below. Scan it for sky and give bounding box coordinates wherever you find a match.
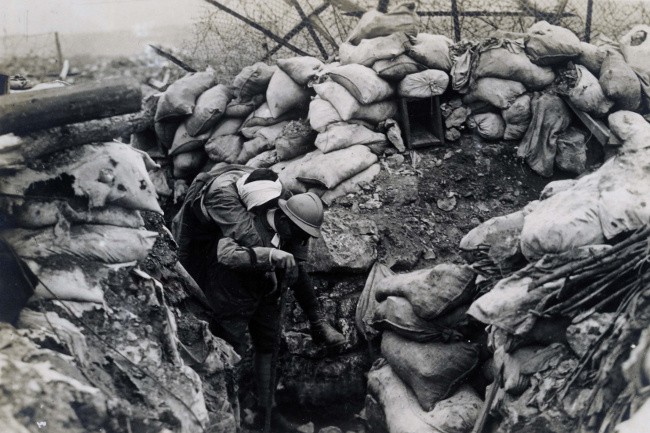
[1,0,207,37]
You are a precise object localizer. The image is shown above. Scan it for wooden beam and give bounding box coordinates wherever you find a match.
[0,78,142,135]
[148,44,197,73]
[264,2,331,60]
[564,99,619,146]
[288,0,329,59]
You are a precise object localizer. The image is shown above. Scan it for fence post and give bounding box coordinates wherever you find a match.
[54,32,64,67]
[585,0,593,42]
[451,0,461,42]
[377,0,390,13]
[0,74,9,96]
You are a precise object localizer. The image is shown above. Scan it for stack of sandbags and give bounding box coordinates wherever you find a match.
[356,262,483,433]
[0,141,162,311]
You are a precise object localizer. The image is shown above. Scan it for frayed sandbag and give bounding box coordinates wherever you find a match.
[266,68,311,118]
[205,134,243,164]
[599,51,642,111]
[225,94,265,118]
[525,21,581,65]
[321,163,381,206]
[246,149,279,169]
[381,331,479,411]
[356,262,394,340]
[170,121,211,156]
[375,263,476,320]
[408,33,453,71]
[398,70,449,98]
[339,33,410,67]
[185,84,232,136]
[475,48,556,90]
[3,224,157,263]
[373,55,425,81]
[367,361,482,433]
[565,65,614,117]
[271,150,323,193]
[327,64,394,104]
[0,197,144,229]
[576,42,607,76]
[154,120,180,149]
[371,296,463,343]
[463,78,526,109]
[555,127,587,174]
[467,113,505,140]
[346,3,419,45]
[313,80,398,123]
[231,62,276,101]
[308,97,342,133]
[240,125,263,139]
[608,110,650,152]
[620,25,650,77]
[502,94,531,140]
[212,117,244,136]
[296,144,378,189]
[173,149,207,179]
[236,137,273,164]
[517,92,571,177]
[254,121,290,143]
[155,69,217,121]
[275,120,316,161]
[277,56,323,85]
[460,210,525,252]
[241,102,298,128]
[315,123,387,153]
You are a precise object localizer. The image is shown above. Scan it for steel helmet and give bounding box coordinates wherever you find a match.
[278,192,324,238]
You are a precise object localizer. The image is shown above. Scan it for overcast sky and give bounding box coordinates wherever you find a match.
[1,0,206,36]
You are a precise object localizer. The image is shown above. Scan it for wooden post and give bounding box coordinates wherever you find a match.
[54,32,64,68]
[585,0,594,42]
[0,74,9,96]
[0,78,142,135]
[289,0,329,59]
[264,2,331,60]
[451,0,461,42]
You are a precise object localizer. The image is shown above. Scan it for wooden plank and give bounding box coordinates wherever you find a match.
[564,98,619,146]
[0,77,142,135]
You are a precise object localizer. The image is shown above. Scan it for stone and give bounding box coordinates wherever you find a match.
[386,154,405,169]
[437,195,457,211]
[319,427,343,433]
[445,127,461,141]
[381,174,418,206]
[307,209,379,273]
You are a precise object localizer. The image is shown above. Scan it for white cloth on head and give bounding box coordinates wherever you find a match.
[236,173,283,211]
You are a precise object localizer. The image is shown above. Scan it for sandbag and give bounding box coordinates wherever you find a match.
[321,163,381,206]
[296,144,378,189]
[375,263,476,320]
[313,80,398,123]
[566,65,614,117]
[339,33,410,67]
[599,51,642,111]
[381,331,479,411]
[185,84,232,136]
[327,64,394,104]
[367,361,482,433]
[467,112,505,140]
[236,137,272,164]
[608,110,650,152]
[224,94,265,118]
[525,21,581,65]
[266,68,311,118]
[576,42,607,76]
[2,225,157,264]
[205,134,243,164]
[356,262,394,340]
[398,70,449,98]
[231,62,276,100]
[516,92,571,177]
[0,197,144,229]
[173,149,207,179]
[475,47,556,90]
[240,125,264,139]
[346,3,419,45]
[620,25,650,77]
[372,55,425,81]
[276,56,323,85]
[460,210,525,251]
[241,102,298,128]
[315,123,387,153]
[308,97,343,133]
[555,127,587,174]
[170,121,211,156]
[254,121,290,143]
[271,150,322,193]
[502,94,531,140]
[246,149,279,169]
[408,33,453,71]
[155,69,217,121]
[275,120,316,161]
[463,78,526,109]
[154,120,180,149]
[540,179,577,200]
[211,117,245,136]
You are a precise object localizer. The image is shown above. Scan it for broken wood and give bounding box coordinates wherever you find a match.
[148,44,197,73]
[0,77,142,135]
[563,98,620,146]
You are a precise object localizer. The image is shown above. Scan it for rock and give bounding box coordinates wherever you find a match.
[437,195,457,211]
[445,106,470,128]
[381,174,418,206]
[386,154,405,168]
[566,313,615,357]
[307,209,379,273]
[319,427,343,433]
[299,422,316,433]
[555,127,587,174]
[445,127,461,141]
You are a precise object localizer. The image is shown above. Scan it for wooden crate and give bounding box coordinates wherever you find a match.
[398,95,445,149]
